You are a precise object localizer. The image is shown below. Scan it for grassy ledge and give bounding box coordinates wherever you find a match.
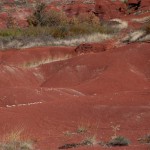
[0,2,117,49]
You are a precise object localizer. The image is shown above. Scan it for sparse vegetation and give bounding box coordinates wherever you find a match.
[0,1,117,49]
[76,125,88,134]
[111,124,120,139]
[58,143,80,149]
[122,20,150,43]
[82,135,97,146]
[59,135,96,149]
[107,136,130,146]
[27,2,68,27]
[143,21,150,34]
[138,134,150,144]
[0,2,114,40]
[83,0,95,4]
[60,123,132,149]
[6,13,16,29]
[59,123,132,149]
[59,134,130,149]
[63,131,74,137]
[0,129,34,150]
[21,54,72,68]
[27,4,114,38]
[0,141,33,150]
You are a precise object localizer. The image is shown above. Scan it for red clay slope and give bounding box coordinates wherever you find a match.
[0,41,149,150]
[0,1,150,149]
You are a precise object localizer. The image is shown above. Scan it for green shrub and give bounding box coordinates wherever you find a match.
[27,2,47,26]
[27,2,68,27]
[0,2,115,40]
[108,136,130,146]
[0,28,22,37]
[50,26,69,38]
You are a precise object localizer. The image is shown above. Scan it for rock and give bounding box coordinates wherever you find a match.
[74,43,106,54]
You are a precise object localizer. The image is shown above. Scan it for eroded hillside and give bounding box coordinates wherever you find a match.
[0,0,150,150]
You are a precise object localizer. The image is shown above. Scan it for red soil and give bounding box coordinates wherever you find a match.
[0,0,150,28]
[0,41,149,149]
[0,1,150,150]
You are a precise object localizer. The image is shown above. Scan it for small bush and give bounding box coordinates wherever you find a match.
[58,143,80,149]
[69,24,90,36]
[76,123,89,134]
[76,126,87,134]
[27,2,68,27]
[27,2,47,26]
[108,136,130,146]
[50,26,69,38]
[138,134,150,144]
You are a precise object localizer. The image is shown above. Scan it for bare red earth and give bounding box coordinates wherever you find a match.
[0,40,149,150]
[0,0,150,150]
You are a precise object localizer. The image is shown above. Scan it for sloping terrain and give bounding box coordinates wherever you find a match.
[0,0,150,150]
[0,41,149,150]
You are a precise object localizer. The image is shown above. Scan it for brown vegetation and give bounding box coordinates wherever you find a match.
[26,2,114,38]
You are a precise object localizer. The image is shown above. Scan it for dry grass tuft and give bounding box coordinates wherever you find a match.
[3,129,24,142]
[21,54,72,68]
[0,129,34,150]
[82,135,97,145]
[143,21,150,34]
[138,134,150,144]
[77,126,88,134]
